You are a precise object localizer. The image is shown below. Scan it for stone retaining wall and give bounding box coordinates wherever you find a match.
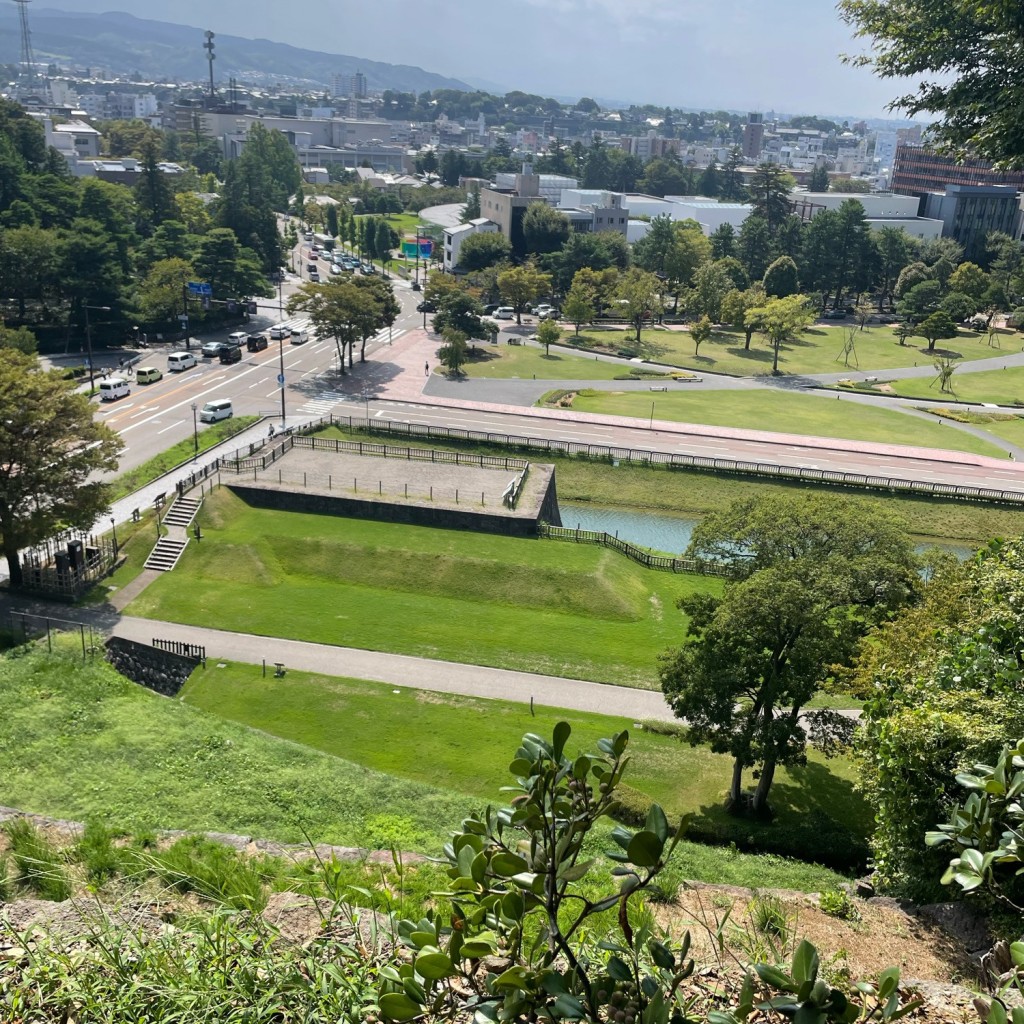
[105,636,200,697]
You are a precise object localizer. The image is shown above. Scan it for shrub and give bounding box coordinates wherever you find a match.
[749,891,789,937]
[3,819,71,902]
[818,887,860,921]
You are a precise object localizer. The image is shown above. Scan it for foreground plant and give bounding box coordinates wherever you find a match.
[378,723,691,1023]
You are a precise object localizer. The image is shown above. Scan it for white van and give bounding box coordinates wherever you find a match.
[199,399,233,423]
[227,331,248,347]
[135,366,163,384]
[99,376,130,401]
[290,327,309,345]
[494,307,515,320]
[167,351,197,372]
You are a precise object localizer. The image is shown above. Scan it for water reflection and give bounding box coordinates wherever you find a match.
[558,502,976,562]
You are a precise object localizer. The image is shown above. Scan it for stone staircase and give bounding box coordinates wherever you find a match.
[162,497,202,528]
[143,536,189,572]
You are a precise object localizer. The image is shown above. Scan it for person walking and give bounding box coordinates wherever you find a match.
[424,361,429,376]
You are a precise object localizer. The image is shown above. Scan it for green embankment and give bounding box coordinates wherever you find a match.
[128,488,720,687]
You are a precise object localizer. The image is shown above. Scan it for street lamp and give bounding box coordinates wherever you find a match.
[110,517,118,557]
[414,224,421,286]
[277,330,286,427]
[191,403,199,457]
[83,303,111,392]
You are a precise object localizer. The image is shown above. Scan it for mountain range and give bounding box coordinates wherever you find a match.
[0,8,472,94]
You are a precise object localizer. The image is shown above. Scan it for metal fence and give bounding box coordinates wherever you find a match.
[9,611,102,660]
[319,414,1024,508]
[503,462,530,509]
[153,638,206,666]
[538,523,738,577]
[19,531,118,601]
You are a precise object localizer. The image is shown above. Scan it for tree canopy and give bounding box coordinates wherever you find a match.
[0,351,123,589]
[661,493,918,817]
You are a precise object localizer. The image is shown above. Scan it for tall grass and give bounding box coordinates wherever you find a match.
[3,819,72,901]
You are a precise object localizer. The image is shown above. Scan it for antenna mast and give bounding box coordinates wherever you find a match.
[13,0,37,86]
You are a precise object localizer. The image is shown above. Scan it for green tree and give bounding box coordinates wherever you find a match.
[747,293,816,372]
[324,203,339,238]
[536,316,561,355]
[237,122,302,211]
[133,139,175,235]
[807,164,830,192]
[457,232,513,272]
[615,267,663,342]
[437,327,469,375]
[562,276,596,336]
[875,227,912,309]
[854,540,1024,899]
[432,291,485,339]
[688,261,733,323]
[721,284,767,350]
[136,257,193,322]
[637,157,692,197]
[288,279,373,372]
[839,0,1024,166]
[689,314,712,356]
[748,163,793,235]
[894,261,931,299]
[939,290,976,323]
[497,263,551,325]
[697,159,720,198]
[720,148,747,201]
[947,260,989,302]
[897,279,943,322]
[916,309,958,352]
[737,214,773,281]
[193,228,270,300]
[0,351,123,590]
[660,493,917,816]
[522,202,570,256]
[709,222,736,260]
[762,255,800,298]
[460,188,480,221]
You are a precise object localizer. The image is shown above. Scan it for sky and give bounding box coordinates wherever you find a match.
[42,0,912,120]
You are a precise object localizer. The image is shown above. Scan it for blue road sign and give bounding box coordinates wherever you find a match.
[187,282,213,296]
[277,373,285,384]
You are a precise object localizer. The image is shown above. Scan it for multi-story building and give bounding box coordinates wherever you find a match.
[890,145,1024,195]
[920,185,1021,261]
[442,218,499,272]
[742,113,764,161]
[620,132,681,161]
[790,190,943,240]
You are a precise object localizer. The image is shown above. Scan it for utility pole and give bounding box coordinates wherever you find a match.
[278,331,286,427]
[83,303,110,392]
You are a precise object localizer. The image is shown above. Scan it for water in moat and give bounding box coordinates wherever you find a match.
[558,502,976,561]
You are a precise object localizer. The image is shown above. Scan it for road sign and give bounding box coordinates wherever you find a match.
[187,282,212,296]
[277,373,285,384]
[178,314,189,324]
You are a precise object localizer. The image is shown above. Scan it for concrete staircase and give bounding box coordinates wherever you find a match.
[142,495,203,572]
[162,497,202,528]
[144,536,189,572]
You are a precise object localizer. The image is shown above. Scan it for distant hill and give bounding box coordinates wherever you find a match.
[0,8,472,94]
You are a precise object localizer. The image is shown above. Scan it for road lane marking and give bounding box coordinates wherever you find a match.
[157,420,182,435]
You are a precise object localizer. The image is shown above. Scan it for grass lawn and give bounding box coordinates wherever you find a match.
[563,388,1007,459]
[128,488,719,687]
[887,364,1024,408]
[570,325,995,378]
[455,343,629,380]
[0,644,853,891]
[183,662,871,871]
[316,425,1024,547]
[355,211,423,238]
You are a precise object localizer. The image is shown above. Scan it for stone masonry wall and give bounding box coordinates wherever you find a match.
[105,636,200,697]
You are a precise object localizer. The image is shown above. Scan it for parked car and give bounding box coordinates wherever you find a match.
[416,300,437,313]
[201,340,227,358]
[483,304,499,315]
[494,307,515,320]
[411,280,421,291]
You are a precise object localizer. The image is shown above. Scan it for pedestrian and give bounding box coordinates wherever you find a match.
[424,361,429,376]
[268,423,275,438]
[118,357,124,371]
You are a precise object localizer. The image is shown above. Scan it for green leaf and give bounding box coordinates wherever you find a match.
[755,964,795,991]
[462,937,497,959]
[607,956,632,981]
[491,852,529,877]
[492,965,529,990]
[557,859,595,882]
[649,939,675,970]
[1010,942,1024,968]
[415,951,454,981]
[509,758,533,777]
[379,992,423,1021]
[402,977,426,1004]
[553,993,586,1019]
[792,940,819,986]
[646,803,670,843]
[409,931,437,949]
[989,1001,1009,1024]
[626,830,663,868]
[876,966,899,1000]
[553,721,571,760]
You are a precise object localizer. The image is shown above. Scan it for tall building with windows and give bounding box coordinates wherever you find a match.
[891,145,1024,195]
[742,113,764,161]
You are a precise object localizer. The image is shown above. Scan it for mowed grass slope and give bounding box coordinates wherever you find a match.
[183,663,873,844]
[129,488,717,686]
[0,644,473,850]
[566,388,1007,458]
[889,364,1024,407]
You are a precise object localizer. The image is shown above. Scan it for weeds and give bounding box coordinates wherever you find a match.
[749,891,790,938]
[75,819,123,884]
[0,853,9,902]
[818,887,861,921]
[3,819,72,901]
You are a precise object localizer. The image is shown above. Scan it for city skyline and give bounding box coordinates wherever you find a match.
[35,0,917,120]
